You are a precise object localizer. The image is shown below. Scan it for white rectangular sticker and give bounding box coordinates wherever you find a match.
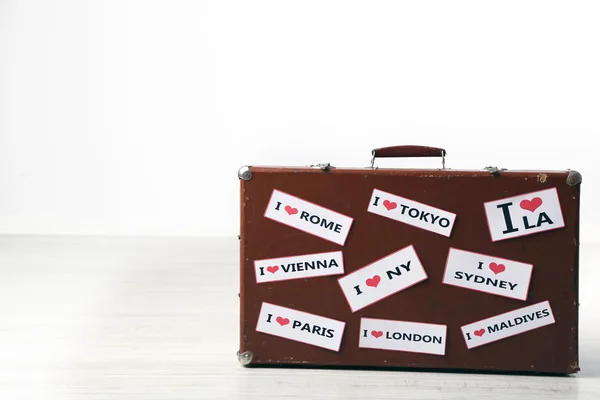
[442,248,533,301]
[264,189,354,246]
[367,188,456,237]
[338,245,428,312]
[461,301,555,349]
[484,188,565,242]
[254,251,344,284]
[256,302,346,352]
[359,317,447,356]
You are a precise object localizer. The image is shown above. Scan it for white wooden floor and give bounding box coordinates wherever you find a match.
[0,236,598,399]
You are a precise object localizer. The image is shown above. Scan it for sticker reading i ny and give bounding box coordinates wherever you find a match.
[338,245,428,312]
[484,188,565,242]
[256,302,346,352]
[264,189,354,246]
[367,189,456,237]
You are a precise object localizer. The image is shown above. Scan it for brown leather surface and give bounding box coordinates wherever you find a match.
[372,145,446,158]
[239,167,580,374]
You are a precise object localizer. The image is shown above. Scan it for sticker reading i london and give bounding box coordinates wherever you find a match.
[367,189,456,237]
[264,189,354,246]
[359,318,447,355]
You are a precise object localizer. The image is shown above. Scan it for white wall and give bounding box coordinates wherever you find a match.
[1,1,598,238]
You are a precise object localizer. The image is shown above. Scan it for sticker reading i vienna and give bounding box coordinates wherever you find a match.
[484,188,565,241]
[264,189,354,246]
[367,188,456,237]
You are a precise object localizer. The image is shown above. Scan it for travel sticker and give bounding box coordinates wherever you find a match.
[264,189,354,246]
[254,251,344,284]
[367,188,456,237]
[442,248,533,301]
[338,245,428,312]
[359,317,447,356]
[255,302,346,352]
[484,188,565,242]
[461,301,556,349]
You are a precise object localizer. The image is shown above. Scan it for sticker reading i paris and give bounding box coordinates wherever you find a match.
[264,189,354,246]
[256,302,346,352]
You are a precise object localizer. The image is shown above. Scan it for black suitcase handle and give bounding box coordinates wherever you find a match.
[371,145,446,168]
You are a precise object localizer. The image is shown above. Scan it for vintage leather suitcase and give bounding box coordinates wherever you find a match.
[237,145,581,374]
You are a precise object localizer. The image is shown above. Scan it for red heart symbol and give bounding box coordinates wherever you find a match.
[371,330,383,338]
[266,265,279,274]
[489,262,505,275]
[366,275,381,288]
[520,197,543,212]
[276,316,290,326]
[383,200,397,211]
[284,205,298,215]
[474,329,485,337]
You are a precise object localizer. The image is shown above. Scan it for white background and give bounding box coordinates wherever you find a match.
[1,1,598,238]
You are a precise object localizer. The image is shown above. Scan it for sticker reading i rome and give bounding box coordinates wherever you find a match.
[338,245,428,312]
[264,189,354,246]
[484,188,565,242]
[461,301,555,349]
[367,188,456,237]
[256,302,346,351]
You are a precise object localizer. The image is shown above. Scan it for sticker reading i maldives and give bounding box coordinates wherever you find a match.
[264,189,354,246]
[338,245,428,312]
[461,301,556,349]
[359,317,447,356]
[256,302,346,352]
[484,187,565,242]
[367,188,456,237]
[442,248,533,301]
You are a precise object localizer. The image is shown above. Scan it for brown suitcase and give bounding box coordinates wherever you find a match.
[237,145,581,374]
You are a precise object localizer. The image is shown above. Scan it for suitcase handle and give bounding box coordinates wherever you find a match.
[371,145,446,168]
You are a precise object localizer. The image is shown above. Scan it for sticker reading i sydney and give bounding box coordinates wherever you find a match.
[264,189,354,246]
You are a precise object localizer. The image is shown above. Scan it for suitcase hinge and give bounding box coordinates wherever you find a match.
[307,163,333,172]
[483,166,507,176]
